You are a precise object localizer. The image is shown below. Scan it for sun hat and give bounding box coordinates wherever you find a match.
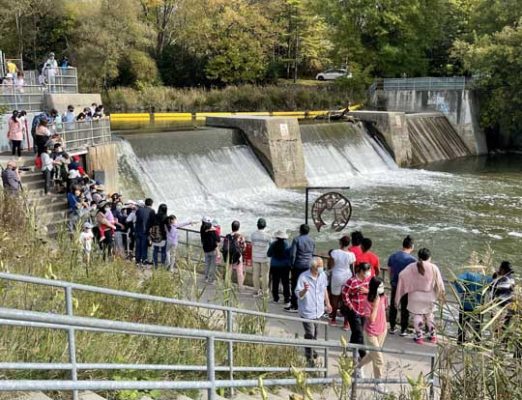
[83,222,93,229]
[274,230,288,239]
[202,216,212,224]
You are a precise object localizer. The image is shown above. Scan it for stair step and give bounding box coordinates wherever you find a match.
[20,171,42,183]
[79,391,106,400]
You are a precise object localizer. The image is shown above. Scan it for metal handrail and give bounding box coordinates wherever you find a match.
[0,305,436,399]
[373,77,472,92]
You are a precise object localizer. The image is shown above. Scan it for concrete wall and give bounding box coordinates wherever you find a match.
[206,116,307,188]
[347,111,412,167]
[373,89,487,155]
[86,142,119,194]
[44,93,102,113]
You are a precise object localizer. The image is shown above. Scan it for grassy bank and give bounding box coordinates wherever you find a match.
[0,193,301,399]
[102,81,367,113]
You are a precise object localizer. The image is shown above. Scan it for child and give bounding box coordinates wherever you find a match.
[79,222,94,264]
[166,215,195,271]
[357,277,388,394]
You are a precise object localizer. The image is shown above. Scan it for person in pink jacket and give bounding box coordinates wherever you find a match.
[7,110,23,157]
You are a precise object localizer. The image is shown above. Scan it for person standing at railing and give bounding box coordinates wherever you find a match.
[387,235,416,336]
[150,203,169,268]
[135,198,155,266]
[250,218,272,298]
[43,52,58,93]
[395,248,445,345]
[165,215,195,271]
[222,220,247,291]
[357,277,388,395]
[286,224,315,313]
[357,238,380,277]
[341,262,371,372]
[62,105,75,130]
[7,110,23,158]
[296,256,331,367]
[267,230,292,307]
[328,235,356,330]
[201,217,220,284]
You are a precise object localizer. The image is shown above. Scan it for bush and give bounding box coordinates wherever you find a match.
[102,81,368,113]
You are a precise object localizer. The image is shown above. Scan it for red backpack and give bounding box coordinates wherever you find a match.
[34,154,42,170]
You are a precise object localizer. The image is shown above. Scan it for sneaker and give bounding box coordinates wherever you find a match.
[414,337,425,345]
[429,335,437,344]
[375,383,388,394]
[283,302,291,308]
[270,299,279,304]
[389,327,398,335]
[343,321,350,331]
[400,330,409,337]
[328,319,337,327]
[284,306,298,313]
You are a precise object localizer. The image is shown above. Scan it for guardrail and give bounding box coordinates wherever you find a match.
[0,272,436,400]
[371,77,472,93]
[0,84,46,112]
[60,118,112,154]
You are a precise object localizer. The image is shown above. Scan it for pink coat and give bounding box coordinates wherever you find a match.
[7,119,23,141]
[395,261,445,306]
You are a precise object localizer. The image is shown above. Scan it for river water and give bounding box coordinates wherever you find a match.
[119,126,522,274]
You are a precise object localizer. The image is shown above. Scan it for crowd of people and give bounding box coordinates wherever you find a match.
[1,52,71,93]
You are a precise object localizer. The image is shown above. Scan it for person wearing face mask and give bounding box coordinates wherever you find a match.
[1,160,21,195]
[41,145,59,195]
[112,200,127,257]
[95,201,117,260]
[357,277,389,394]
[341,262,372,371]
[296,257,332,367]
[395,248,445,344]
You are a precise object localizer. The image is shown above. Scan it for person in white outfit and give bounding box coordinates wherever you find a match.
[250,218,272,297]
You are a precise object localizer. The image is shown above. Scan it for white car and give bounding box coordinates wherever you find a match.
[315,68,351,81]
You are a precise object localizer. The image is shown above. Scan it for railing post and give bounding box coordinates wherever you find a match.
[65,286,79,400]
[207,336,216,400]
[185,229,189,262]
[350,348,358,400]
[227,310,234,397]
[429,355,435,400]
[323,325,328,379]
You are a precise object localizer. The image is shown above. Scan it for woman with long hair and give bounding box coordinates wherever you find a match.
[395,248,445,344]
[358,277,388,394]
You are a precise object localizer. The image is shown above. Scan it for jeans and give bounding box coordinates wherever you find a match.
[389,286,409,332]
[11,140,22,157]
[204,251,217,283]
[457,309,482,344]
[345,308,366,360]
[290,268,307,309]
[302,320,319,362]
[270,266,290,303]
[166,242,178,270]
[252,261,270,293]
[135,233,149,264]
[42,169,52,194]
[152,241,167,267]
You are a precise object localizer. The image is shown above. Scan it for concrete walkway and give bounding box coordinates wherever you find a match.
[190,274,437,398]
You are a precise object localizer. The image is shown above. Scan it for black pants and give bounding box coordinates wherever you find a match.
[458,309,482,344]
[271,266,290,303]
[345,308,366,360]
[11,140,22,157]
[389,286,409,332]
[42,169,52,194]
[35,135,47,155]
[290,268,307,309]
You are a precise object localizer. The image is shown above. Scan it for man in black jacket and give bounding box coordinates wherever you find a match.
[135,198,155,266]
[200,217,220,284]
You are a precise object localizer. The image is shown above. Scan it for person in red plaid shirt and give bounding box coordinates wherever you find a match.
[342,262,372,376]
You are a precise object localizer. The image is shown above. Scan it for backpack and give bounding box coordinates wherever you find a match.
[149,224,163,243]
[34,154,42,170]
[221,233,243,264]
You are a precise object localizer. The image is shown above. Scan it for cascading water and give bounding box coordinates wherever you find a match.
[407,113,471,165]
[301,122,399,185]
